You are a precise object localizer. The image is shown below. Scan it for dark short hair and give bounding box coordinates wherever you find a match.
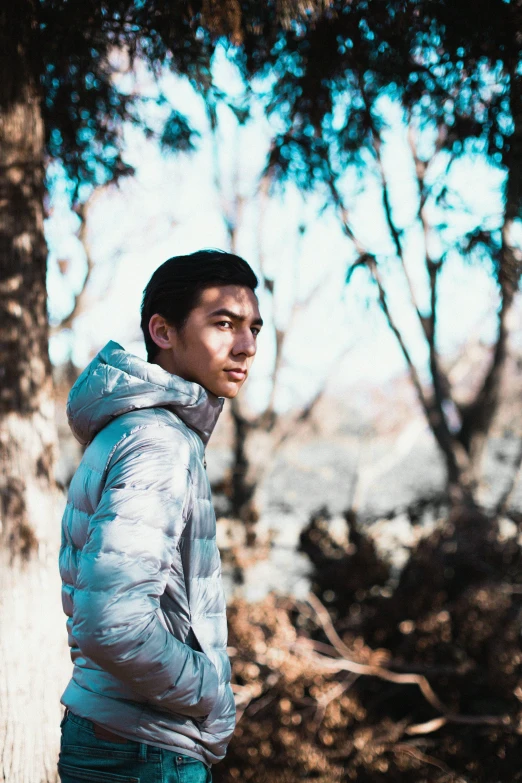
[140,249,259,362]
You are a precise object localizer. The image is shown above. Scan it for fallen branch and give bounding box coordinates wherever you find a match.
[392,742,452,774]
[311,674,359,731]
[299,592,508,734]
[232,683,258,723]
[232,675,282,724]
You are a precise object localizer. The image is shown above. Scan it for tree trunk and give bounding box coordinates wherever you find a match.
[229,399,258,539]
[0,4,67,782]
[0,546,71,783]
[458,52,522,498]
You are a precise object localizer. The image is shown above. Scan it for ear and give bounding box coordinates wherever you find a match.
[148,314,173,351]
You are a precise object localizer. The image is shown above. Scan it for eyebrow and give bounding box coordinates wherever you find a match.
[208,307,264,327]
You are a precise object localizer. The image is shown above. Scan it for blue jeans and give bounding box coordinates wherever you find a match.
[58,710,212,783]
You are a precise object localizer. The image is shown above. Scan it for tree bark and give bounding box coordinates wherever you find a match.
[229,398,258,531]
[0,5,67,782]
[0,1,57,556]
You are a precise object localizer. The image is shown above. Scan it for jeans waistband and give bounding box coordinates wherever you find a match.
[65,709,96,732]
[62,708,207,767]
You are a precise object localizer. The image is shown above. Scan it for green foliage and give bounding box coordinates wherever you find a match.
[160,110,199,153]
[37,1,217,197]
[26,1,522,214]
[233,0,522,204]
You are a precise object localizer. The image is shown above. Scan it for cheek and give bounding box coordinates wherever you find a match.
[198,333,230,366]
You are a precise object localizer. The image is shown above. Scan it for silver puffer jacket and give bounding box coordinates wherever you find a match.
[59,340,235,766]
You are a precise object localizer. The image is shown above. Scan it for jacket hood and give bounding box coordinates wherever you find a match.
[66,340,224,446]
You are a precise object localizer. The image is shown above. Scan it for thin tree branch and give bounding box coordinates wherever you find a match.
[459,225,520,463]
[273,333,355,450]
[50,194,100,335]
[368,255,432,418]
[392,743,451,773]
[310,675,359,730]
[327,153,466,495]
[358,87,429,344]
[324,173,366,255]
[259,192,313,425]
[407,122,453,425]
[459,57,522,465]
[359,83,463,491]
[326,165,431,431]
[326,189,421,436]
[299,592,507,734]
[496,433,522,516]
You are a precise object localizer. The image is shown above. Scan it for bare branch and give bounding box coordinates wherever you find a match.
[263,327,285,420]
[273,333,355,450]
[407,122,453,423]
[458,57,522,467]
[297,593,508,734]
[368,256,431,417]
[392,743,451,773]
[327,165,467,495]
[50,191,102,335]
[364,103,429,343]
[324,173,366,256]
[254,179,336,428]
[496,434,522,516]
[356,87,463,493]
[310,674,359,730]
[459,224,521,465]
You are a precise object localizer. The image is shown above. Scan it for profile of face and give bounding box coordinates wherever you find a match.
[149,284,263,398]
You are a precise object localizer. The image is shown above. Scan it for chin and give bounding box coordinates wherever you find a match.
[220,386,241,399]
[204,376,244,398]
[213,382,241,399]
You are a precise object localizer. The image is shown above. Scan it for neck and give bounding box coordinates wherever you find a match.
[152,349,180,377]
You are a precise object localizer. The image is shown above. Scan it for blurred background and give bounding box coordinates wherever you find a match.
[1,2,522,782]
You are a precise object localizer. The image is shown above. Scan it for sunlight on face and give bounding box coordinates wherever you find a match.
[154,285,263,398]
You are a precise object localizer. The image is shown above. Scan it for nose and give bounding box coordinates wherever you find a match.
[232,328,257,358]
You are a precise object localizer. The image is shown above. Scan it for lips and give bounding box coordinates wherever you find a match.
[224,369,247,380]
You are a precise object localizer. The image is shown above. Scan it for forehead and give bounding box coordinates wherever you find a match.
[196,285,261,318]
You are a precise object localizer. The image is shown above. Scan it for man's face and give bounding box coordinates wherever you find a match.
[150,285,263,398]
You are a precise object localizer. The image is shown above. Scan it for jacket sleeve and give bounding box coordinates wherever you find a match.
[72,422,218,719]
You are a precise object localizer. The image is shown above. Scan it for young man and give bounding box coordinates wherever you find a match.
[58,249,262,783]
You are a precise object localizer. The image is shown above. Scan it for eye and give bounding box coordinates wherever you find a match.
[217,320,233,329]
[251,327,261,337]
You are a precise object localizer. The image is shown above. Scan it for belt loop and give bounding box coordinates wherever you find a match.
[138,742,148,762]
